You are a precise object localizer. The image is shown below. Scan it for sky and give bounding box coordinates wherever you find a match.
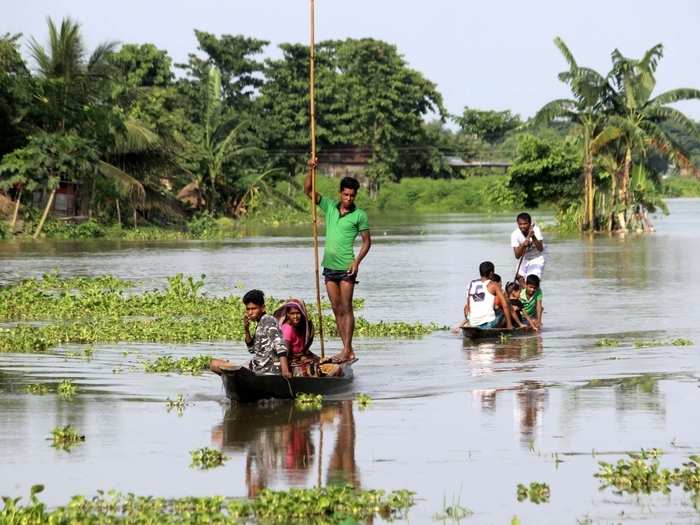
[4,0,700,119]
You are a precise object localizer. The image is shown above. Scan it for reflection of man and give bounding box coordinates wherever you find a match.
[511,212,546,284]
[304,170,371,364]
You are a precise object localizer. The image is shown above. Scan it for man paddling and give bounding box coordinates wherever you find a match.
[304,170,371,364]
[511,212,546,284]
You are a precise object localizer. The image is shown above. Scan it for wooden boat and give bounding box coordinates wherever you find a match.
[220,364,354,403]
[462,325,533,340]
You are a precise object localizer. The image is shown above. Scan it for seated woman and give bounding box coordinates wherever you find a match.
[274,299,341,377]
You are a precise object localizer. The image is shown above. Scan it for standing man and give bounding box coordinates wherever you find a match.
[511,212,546,284]
[304,171,371,364]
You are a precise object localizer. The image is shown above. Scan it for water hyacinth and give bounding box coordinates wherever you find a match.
[0,273,439,354]
[56,380,77,398]
[189,447,228,470]
[23,384,50,395]
[356,393,372,409]
[294,393,323,410]
[516,482,550,503]
[0,485,415,524]
[142,355,213,375]
[50,425,85,451]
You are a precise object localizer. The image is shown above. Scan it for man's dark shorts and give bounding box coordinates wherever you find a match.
[323,267,357,284]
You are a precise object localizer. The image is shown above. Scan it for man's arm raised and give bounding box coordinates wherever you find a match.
[304,159,321,204]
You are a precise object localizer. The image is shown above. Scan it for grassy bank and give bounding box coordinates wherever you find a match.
[661,175,700,197]
[2,174,523,240]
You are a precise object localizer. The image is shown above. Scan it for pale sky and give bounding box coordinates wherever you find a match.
[4,0,700,119]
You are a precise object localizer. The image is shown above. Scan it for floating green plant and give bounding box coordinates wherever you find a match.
[50,425,85,451]
[295,393,323,410]
[356,393,373,409]
[516,482,550,503]
[166,394,187,415]
[671,338,693,346]
[190,447,228,470]
[0,485,415,524]
[142,355,212,375]
[23,384,50,395]
[433,493,473,521]
[595,338,620,347]
[56,379,77,398]
[595,450,700,495]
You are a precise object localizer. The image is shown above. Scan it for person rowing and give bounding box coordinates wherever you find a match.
[304,170,371,364]
[511,212,546,285]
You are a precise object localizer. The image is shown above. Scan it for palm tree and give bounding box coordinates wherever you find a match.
[535,37,620,230]
[606,44,700,229]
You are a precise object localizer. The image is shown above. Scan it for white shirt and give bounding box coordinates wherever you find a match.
[510,225,546,262]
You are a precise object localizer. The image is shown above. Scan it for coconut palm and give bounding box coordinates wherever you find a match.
[606,44,700,229]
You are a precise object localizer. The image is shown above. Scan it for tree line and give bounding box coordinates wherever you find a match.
[1,18,699,235]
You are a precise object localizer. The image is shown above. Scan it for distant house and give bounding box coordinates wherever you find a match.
[32,181,85,218]
[317,145,373,186]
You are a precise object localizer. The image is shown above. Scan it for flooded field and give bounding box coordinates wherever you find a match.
[1,200,699,524]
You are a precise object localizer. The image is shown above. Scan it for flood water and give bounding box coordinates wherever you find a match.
[1,199,699,524]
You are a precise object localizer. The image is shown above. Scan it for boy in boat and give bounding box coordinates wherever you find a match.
[304,168,372,364]
[463,261,513,329]
[210,289,292,378]
[511,212,546,285]
[520,275,543,329]
[503,281,538,330]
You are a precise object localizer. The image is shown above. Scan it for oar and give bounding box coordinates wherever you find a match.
[513,252,525,283]
[308,0,325,358]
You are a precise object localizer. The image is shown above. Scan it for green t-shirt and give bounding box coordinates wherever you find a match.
[318,195,370,270]
[520,288,543,317]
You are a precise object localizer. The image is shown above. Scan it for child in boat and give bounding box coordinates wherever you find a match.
[520,275,543,329]
[274,299,341,377]
[210,289,292,378]
[505,281,538,329]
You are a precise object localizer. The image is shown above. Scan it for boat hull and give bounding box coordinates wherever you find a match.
[220,365,354,403]
[462,325,533,340]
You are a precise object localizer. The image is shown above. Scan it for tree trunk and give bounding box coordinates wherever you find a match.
[582,153,594,231]
[618,147,632,231]
[133,208,138,228]
[115,199,121,226]
[33,188,57,239]
[10,188,22,229]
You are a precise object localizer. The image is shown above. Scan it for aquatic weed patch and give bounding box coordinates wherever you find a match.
[595,449,700,495]
[190,447,228,469]
[143,355,212,375]
[165,394,188,415]
[0,274,438,353]
[516,482,550,503]
[50,425,85,451]
[595,338,621,347]
[0,485,415,524]
[57,379,77,398]
[23,384,50,395]
[356,393,372,409]
[295,393,323,410]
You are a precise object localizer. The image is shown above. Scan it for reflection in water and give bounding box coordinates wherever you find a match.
[463,336,548,445]
[579,373,666,416]
[211,400,358,497]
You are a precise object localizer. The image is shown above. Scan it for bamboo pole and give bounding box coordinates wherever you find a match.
[309,0,325,357]
[33,187,56,239]
[10,187,22,229]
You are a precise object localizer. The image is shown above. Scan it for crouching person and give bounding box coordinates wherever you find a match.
[210,289,292,378]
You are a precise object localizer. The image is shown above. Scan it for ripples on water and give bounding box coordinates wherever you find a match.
[1,200,700,523]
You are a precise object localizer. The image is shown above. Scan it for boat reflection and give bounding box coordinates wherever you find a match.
[211,400,359,496]
[463,335,548,445]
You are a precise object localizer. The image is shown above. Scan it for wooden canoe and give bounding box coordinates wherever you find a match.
[462,325,533,340]
[220,365,354,403]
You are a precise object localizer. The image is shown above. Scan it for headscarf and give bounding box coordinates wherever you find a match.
[273,298,315,352]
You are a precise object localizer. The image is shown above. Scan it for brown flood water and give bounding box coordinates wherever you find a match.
[1,199,699,524]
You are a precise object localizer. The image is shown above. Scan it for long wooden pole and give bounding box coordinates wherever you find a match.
[309,0,325,357]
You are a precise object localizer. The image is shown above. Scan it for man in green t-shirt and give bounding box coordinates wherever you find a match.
[305,171,372,363]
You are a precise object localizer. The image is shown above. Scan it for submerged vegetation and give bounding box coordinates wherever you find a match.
[294,393,323,411]
[56,379,77,398]
[516,482,550,504]
[0,485,415,524]
[356,393,373,409]
[0,273,438,355]
[142,355,212,375]
[22,383,50,395]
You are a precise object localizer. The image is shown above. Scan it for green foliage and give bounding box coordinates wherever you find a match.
[508,134,581,208]
[189,447,228,470]
[23,384,50,395]
[662,176,700,197]
[0,485,415,524]
[456,107,522,143]
[516,482,550,504]
[596,451,700,495]
[142,355,212,375]
[109,43,173,88]
[50,425,84,450]
[356,393,372,409]
[42,219,106,240]
[165,394,187,415]
[295,393,323,411]
[57,379,77,398]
